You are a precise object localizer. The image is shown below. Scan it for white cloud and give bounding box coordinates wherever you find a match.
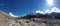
[50,7,60,13]
[9,12,19,17]
[33,10,44,14]
[34,7,60,14]
[45,7,60,13]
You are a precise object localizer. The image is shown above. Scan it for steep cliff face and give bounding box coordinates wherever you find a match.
[0,11,60,26]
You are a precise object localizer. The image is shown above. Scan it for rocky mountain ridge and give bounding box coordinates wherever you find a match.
[0,11,60,26]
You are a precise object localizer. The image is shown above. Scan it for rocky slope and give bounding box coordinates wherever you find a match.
[0,11,60,26]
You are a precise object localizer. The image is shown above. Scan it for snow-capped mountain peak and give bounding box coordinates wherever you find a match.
[45,7,60,13]
[33,7,60,14]
[9,12,19,17]
[33,10,44,14]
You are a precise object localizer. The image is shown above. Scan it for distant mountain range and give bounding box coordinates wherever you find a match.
[0,7,60,26]
[22,12,60,19]
[22,7,60,19]
[0,10,60,26]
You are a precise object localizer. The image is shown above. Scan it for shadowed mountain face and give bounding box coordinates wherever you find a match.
[51,12,60,19]
[22,12,60,19]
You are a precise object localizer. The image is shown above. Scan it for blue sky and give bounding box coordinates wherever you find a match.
[0,0,60,16]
